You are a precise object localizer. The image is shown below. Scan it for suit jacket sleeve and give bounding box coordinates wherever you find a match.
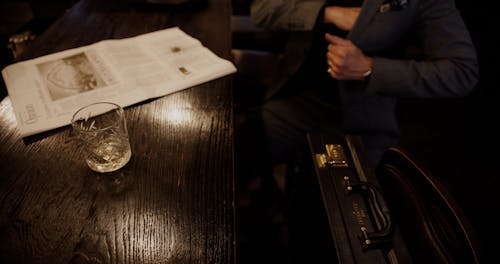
[250,0,326,31]
[359,0,478,98]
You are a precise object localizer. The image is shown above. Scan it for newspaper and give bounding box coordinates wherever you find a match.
[1,27,237,137]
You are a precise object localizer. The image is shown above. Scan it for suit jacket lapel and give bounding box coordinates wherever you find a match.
[347,0,385,42]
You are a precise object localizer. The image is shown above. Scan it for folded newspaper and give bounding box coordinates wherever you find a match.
[1,27,237,137]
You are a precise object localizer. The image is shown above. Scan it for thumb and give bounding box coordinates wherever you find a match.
[325,33,350,46]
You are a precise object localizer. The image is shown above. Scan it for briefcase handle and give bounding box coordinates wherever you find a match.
[348,180,395,249]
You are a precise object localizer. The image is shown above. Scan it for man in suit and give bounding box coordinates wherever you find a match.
[240,0,478,169]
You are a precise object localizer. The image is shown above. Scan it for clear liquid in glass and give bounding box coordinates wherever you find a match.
[86,135,131,173]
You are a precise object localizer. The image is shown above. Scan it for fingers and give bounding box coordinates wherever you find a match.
[325,33,351,46]
[326,63,345,79]
[326,52,363,80]
[326,46,340,78]
[325,34,353,62]
[325,34,350,67]
[327,64,356,80]
[326,56,342,79]
[325,34,367,80]
[326,48,344,71]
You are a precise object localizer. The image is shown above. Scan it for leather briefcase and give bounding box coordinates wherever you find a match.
[307,130,484,264]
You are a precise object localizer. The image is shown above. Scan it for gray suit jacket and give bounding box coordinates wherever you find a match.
[250,0,478,144]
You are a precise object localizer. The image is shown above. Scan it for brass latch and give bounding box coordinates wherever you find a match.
[325,144,348,167]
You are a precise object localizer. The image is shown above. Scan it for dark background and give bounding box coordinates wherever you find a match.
[396,2,499,262]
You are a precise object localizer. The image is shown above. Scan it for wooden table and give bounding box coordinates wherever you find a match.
[0,0,235,263]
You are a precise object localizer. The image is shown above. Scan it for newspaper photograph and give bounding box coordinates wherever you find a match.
[1,27,237,137]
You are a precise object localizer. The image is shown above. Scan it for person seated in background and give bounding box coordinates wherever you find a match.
[235,0,478,182]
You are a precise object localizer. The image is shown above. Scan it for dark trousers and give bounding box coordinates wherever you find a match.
[235,75,389,180]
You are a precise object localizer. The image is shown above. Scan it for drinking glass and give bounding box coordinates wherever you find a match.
[71,102,132,173]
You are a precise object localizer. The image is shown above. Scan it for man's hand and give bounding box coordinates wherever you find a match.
[323,6,361,31]
[325,33,373,80]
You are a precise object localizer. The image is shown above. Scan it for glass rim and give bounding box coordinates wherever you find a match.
[71,101,124,132]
